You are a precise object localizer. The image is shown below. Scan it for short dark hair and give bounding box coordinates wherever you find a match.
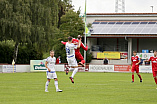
[77,35,82,39]
[68,36,73,41]
[133,51,137,53]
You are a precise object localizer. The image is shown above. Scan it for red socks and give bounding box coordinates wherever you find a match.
[138,74,142,80]
[132,75,134,81]
[154,78,157,85]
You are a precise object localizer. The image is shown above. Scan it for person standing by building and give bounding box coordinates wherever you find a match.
[56,56,61,64]
[103,57,108,65]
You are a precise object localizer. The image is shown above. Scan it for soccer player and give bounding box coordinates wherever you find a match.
[145,51,157,89]
[65,36,81,83]
[45,50,62,92]
[61,35,88,67]
[131,51,142,83]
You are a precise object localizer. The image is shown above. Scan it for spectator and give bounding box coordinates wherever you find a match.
[103,57,108,65]
[56,56,61,64]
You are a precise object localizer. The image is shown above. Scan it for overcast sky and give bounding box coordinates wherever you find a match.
[72,0,157,14]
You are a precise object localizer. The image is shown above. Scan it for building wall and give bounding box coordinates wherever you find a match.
[132,38,157,53]
[94,38,128,51]
[87,38,97,49]
[86,16,157,24]
[132,38,137,52]
[139,38,157,52]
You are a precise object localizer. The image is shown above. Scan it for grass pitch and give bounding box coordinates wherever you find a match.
[0,72,157,104]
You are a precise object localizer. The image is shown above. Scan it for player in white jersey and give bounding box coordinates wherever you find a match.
[65,36,81,83]
[45,50,62,92]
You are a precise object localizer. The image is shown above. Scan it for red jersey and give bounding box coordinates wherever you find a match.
[61,38,88,52]
[131,55,140,66]
[149,56,157,71]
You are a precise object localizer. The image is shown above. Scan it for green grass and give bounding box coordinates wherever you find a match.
[0,72,157,104]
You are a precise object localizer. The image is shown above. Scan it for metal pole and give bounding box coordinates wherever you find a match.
[84,0,87,66]
[150,6,153,13]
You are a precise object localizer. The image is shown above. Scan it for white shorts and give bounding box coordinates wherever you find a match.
[46,71,57,79]
[67,58,78,67]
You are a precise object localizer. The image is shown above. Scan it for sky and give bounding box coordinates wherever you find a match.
[72,0,157,14]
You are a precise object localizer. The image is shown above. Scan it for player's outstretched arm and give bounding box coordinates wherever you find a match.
[61,41,67,45]
[81,43,88,51]
[144,59,150,62]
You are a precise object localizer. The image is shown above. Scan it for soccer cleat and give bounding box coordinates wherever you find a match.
[56,89,63,92]
[140,80,142,82]
[45,90,49,92]
[78,62,85,67]
[132,81,134,83]
[69,77,74,83]
[66,69,69,75]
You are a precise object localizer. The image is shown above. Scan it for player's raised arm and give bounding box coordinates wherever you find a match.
[61,41,67,45]
[81,43,88,51]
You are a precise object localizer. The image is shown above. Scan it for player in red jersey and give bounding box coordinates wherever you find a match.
[61,35,88,66]
[145,51,157,89]
[131,51,142,83]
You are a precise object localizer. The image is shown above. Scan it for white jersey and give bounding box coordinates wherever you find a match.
[65,42,77,59]
[46,56,56,71]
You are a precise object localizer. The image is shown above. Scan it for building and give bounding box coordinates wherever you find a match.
[86,13,157,64]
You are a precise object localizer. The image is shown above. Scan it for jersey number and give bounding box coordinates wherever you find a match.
[66,47,70,55]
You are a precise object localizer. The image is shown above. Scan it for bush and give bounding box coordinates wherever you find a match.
[0,44,43,64]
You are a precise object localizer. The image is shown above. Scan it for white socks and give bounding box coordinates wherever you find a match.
[71,68,78,78]
[45,81,50,90]
[45,80,59,91]
[69,68,74,71]
[54,81,59,90]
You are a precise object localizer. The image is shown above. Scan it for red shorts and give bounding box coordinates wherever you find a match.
[75,52,84,61]
[132,65,139,73]
[152,71,157,77]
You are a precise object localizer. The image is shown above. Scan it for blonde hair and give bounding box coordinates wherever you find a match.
[50,50,54,53]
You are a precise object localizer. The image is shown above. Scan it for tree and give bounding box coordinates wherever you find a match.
[59,9,84,38]
[52,9,85,63]
[0,0,62,62]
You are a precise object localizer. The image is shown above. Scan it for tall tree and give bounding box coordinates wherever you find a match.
[59,9,84,38]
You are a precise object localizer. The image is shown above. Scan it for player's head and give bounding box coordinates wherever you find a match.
[77,35,82,40]
[133,51,137,56]
[154,50,157,56]
[50,50,54,57]
[68,36,73,42]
